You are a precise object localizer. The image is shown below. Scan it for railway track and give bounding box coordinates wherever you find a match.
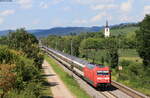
[101,91,117,98]
[46,53,116,98]
[111,80,148,98]
[42,46,148,98]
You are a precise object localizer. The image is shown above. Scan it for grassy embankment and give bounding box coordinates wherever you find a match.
[41,87,52,98]
[112,71,150,96]
[41,75,53,98]
[45,55,90,98]
[114,49,149,96]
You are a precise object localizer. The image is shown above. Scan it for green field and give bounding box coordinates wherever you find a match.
[110,26,138,36]
[82,49,141,64]
[118,49,138,57]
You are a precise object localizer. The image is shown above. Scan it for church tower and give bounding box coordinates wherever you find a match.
[104,20,110,37]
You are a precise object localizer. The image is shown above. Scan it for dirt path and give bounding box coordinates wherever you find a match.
[42,60,75,98]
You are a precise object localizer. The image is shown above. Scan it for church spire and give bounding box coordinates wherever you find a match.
[104,20,110,37]
[106,20,109,27]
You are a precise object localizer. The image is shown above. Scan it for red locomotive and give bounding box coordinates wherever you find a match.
[83,63,111,87]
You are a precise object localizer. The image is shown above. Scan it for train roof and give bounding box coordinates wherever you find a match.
[87,63,109,68]
[89,63,104,67]
[43,46,110,69]
[45,46,89,65]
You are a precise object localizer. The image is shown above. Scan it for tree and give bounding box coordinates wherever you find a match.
[136,15,150,66]
[0,36,8,45]
[104,38,119,68]
[7,28,43,68]
[8,28,38,55]
[79,38,101,63]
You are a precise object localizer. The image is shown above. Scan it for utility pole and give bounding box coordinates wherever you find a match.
[39,40,42,47]
[46,38,48,47]
[71,39,73,55]
[55,40,58,49]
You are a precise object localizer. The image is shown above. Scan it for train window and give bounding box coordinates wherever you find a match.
[87,64,95,69]
[96,64,105,68]
[97,71,109,75]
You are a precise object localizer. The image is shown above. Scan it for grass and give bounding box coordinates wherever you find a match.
[40,79,53,98]
[112,70,150,96]
[40,66,53,98]
[119,57,142,63]
[116,76,150,96]
[45,55,90,98]
[118,49,138,57]
[0,90,2,96]
[110,26,138,36]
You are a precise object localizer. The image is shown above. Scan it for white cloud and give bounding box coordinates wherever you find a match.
[32,19,40,25]
[51,19,63,27]
[73,19,87,24]
[39,0,63,9]
[17,0,33,9]
[40,2,48,9]
[120,0,133,13]
[91,4,117,10]
[0,17,4,24]
[120,15,133,22]
[91,12,107,22]
[52,0,64,5]
[75,0,115,5]
[1,10,15,16]
[144,5,150,14]
[63,6,71,11]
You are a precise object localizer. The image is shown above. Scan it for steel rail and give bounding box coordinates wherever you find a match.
[111,80,148,98]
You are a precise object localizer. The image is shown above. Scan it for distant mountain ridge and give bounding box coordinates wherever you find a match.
[0,23,138,37]
[28,26,103,37]
[0,26,104,37]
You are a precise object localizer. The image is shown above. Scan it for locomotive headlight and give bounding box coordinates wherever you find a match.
[104,77,110,80]
[97,77,110,80]
[97,77,102,80]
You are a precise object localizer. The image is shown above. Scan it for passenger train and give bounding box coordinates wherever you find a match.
[42,46,111,88]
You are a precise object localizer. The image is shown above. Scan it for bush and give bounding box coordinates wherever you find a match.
[119,60,132,67]
[0,46,18,64]
[34,52,44,69]
[0,46,43,97]
[5,89,36,98]
[0,29,44,97]
[128,62,143,76]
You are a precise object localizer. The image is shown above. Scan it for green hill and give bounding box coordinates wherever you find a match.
[100,26,139,36]
[111,26,139,36]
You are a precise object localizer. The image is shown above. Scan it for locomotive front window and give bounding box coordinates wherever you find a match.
[97,71,109,75]
[87,64,95,69]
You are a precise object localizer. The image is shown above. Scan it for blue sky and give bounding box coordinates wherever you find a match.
[0,0,150,30]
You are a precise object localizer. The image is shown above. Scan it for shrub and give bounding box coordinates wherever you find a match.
[119,60,132,67]
[0,46,43,97]
[5,90,36,98]
[128,62,143,76]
